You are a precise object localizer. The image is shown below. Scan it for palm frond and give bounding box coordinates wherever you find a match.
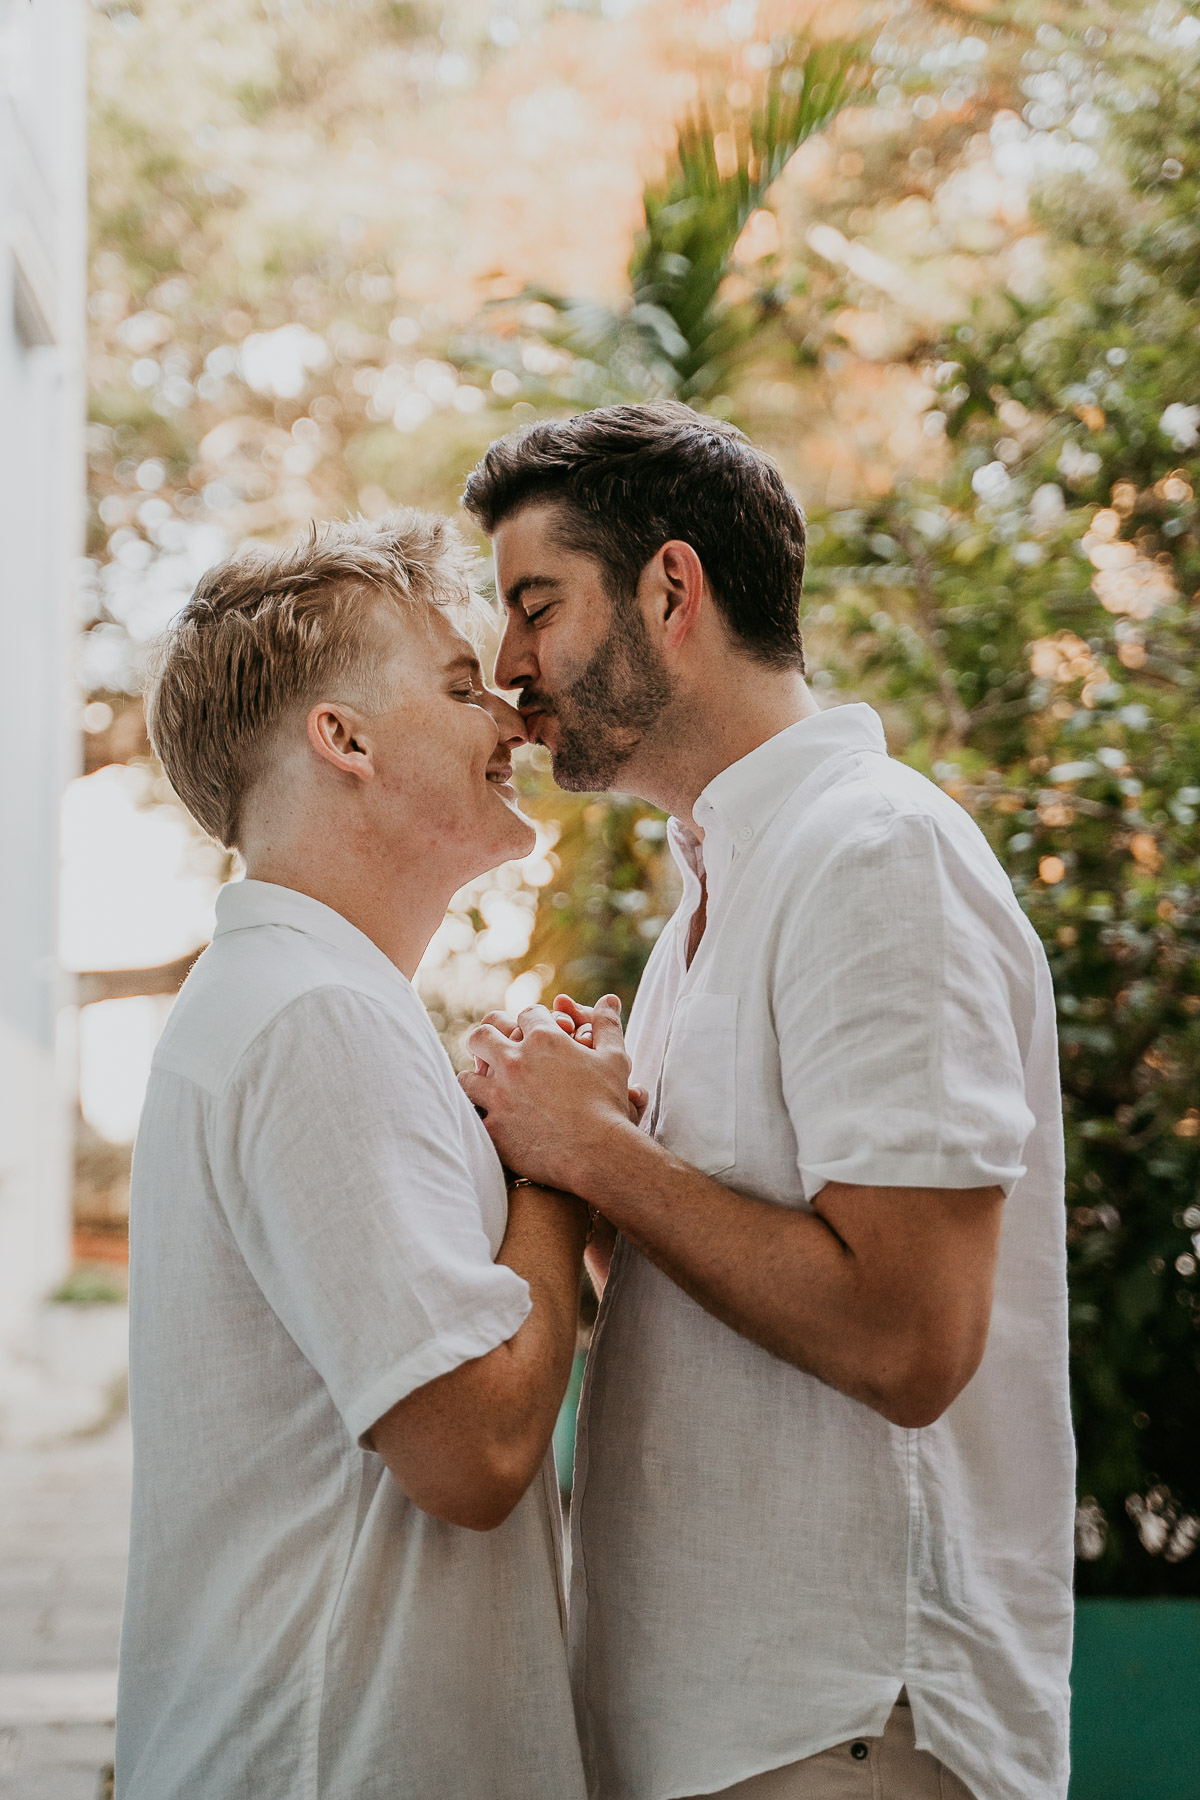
[491,40,867,405]
[629,38,869,396]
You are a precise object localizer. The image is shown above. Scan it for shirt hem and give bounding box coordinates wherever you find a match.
[906,1682,1070,1800]
[799,1150,1027,1195]
[636,1686,905,1800]
[347,1291,533,1445]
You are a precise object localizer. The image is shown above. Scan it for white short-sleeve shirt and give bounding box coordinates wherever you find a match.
[569,705,1074,1800]
[116,879,587,1800]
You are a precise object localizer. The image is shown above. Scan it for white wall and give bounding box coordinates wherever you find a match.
[0,0,86,1404]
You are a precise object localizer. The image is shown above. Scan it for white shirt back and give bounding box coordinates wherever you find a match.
[569,705,1074,1800]
[116,880,586,1800]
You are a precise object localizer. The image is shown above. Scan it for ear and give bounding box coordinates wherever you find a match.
[643,539,706,650]
[306,701,375,783]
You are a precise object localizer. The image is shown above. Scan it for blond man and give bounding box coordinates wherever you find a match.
[115,515,588,1800]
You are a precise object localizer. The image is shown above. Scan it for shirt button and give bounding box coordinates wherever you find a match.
[738,827,753,841]
[850,1742,869,1761]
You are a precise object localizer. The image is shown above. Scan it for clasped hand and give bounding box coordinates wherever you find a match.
[459,993,646,1195]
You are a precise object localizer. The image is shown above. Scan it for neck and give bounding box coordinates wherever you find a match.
[630,666,819,827]
[243,832,451,980]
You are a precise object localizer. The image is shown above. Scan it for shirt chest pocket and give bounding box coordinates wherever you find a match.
[654,991,739,1176]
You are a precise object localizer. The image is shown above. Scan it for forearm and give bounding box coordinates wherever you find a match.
[489,1182,588,1468]
[460,1002,998,1427]
[371,1185,586,1528]
[569,1124,958,1427]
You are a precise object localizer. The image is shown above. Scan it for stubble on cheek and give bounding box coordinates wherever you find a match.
[545,611,674,792]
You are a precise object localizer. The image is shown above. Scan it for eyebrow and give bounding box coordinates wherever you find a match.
[503,574,562,611]
[443,651,483,681]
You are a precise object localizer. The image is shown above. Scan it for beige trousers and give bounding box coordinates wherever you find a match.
[679,1703,975,1800]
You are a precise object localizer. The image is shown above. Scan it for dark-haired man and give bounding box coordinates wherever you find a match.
[460,403,1074,1800]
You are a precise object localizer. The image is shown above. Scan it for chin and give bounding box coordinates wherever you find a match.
[507,812,538,861]
[483,808,538,871]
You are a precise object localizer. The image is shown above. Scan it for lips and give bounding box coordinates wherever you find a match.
[520,708,552,746]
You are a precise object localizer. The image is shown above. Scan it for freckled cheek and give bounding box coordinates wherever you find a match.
[432,708,494,771]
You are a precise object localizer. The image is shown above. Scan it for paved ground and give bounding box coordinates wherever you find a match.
[0,1415,130,1800]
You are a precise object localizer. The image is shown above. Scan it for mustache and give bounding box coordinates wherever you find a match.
[518,688,557,716]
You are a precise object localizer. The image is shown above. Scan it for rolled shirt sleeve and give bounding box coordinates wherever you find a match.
[213,986,532,1444]
[775,808,1038,1198]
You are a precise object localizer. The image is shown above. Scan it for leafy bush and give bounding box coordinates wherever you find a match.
[514,7,1200,1593]
[811,10,1200,1594]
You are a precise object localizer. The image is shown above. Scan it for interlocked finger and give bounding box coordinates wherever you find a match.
[517,1003,569,1039]
[480,1010,520,1039]
[466,1021,522,1065]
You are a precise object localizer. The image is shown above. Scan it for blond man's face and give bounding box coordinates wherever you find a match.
[360,605,536,884]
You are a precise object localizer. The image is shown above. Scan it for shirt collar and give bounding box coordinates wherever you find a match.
[670,703,887,897]
[213,878,408,988]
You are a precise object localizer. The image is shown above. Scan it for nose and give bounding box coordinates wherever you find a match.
[493,611,536,696]
[484,687,527,749]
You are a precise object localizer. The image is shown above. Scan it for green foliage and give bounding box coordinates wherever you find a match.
[505,39,871,1006]
[52,1263,129,1306]
[84,0,520,695]
[518,790,676,1020]
[811,8,1200,1592]
[514,0,1200,1591]
[507,38,867,404]
[628,39,868,398]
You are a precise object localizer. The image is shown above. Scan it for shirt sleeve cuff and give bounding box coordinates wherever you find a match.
[345,1278,533,1447]
[799,1147,1027,1199]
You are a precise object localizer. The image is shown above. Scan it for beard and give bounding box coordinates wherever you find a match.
[525,600,674,792]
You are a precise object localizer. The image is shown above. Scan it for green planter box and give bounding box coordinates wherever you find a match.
[1070,1599,1200,1799]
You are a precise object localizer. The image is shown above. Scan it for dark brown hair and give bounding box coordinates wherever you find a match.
[462,400,806,671]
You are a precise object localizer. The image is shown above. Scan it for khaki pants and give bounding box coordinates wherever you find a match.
[680,1704,975,1800]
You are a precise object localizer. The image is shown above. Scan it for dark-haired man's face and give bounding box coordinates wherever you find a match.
[492,502,673,792]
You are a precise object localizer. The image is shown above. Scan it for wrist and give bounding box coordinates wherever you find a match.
[569,1115,660,1213]
[507,1176,590,1248]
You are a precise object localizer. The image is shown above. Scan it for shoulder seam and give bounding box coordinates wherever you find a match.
[834,761,942,852]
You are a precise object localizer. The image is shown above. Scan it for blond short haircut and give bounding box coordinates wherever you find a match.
[146,510,480,849]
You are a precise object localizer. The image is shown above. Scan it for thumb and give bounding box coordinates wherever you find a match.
[591,993,626,1055]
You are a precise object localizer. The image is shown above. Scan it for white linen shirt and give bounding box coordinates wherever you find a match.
[569,704,1074,1800]
[117,879,587,1800]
